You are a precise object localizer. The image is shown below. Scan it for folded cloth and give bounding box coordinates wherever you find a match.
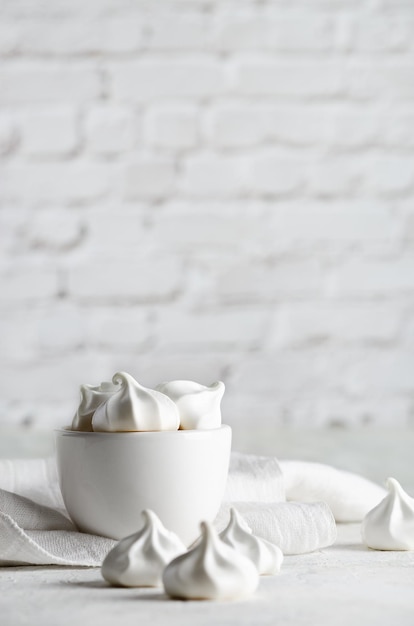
[0,485,117,567]
[224,452,285,503]
[216,501,336,555]
[220,452,336,554]
[0,452,384,567]
[0,489,72,531]
[0,458,63,511]
[280,460,387,523]
[0,511,116,567]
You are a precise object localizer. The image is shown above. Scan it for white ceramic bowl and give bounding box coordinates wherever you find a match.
[55,425,231,546]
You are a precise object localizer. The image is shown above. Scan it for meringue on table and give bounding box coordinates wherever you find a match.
[362,477,414,551]
[163,521,259,601]
[219,507,283,575]
[101,510,186,587]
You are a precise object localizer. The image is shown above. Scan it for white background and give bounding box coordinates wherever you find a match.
[1,0,414,431]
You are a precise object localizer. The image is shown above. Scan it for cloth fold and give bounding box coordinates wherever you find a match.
[0,512,115,567]
[224,452,285,503]
[280,460,386,523]
[216,501,336,555]
[0,453,385,567]
[221,452,336,554]
[0,489,73,531]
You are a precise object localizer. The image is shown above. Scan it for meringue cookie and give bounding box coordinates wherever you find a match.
[362,477,414,551]
[156,380,225,430]
[92,372,180,432]
[72,381,118,431]
[219,508,283,575]
[163,521,259,601]
[101,510,186,587]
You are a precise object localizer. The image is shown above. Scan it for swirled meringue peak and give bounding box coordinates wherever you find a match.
[361,477,414,551]
[163,521,259,601]
[101,510,186,587]
[156,380,225,430]
[219,508,283,575]
[72,380,118,431]
[92,372,180,432]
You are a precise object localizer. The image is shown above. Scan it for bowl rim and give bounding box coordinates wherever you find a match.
[55,424,231,438]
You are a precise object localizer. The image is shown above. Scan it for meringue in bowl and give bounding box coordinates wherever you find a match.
[56,372,231,546]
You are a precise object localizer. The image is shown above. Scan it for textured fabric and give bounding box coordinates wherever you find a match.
[224,452,285,503]
[0,489,73,531]
[216,501,336,555]
[219,453,335,554]
[0,511,116,566]
[280,460,387,523]
[0,453,385,567]
[0,458,63,511]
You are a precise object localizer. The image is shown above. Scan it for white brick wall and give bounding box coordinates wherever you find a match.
[1,0,414,430]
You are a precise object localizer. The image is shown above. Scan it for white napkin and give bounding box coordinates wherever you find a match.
[0,505,115,567]
[280,460,387,522]
[0,453,385,566]
[221,452,336,554]
[224,452,285,502]
[0,458,64,511]
[216,501,336,555]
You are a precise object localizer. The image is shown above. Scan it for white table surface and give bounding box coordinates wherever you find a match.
[1,426,413,626]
